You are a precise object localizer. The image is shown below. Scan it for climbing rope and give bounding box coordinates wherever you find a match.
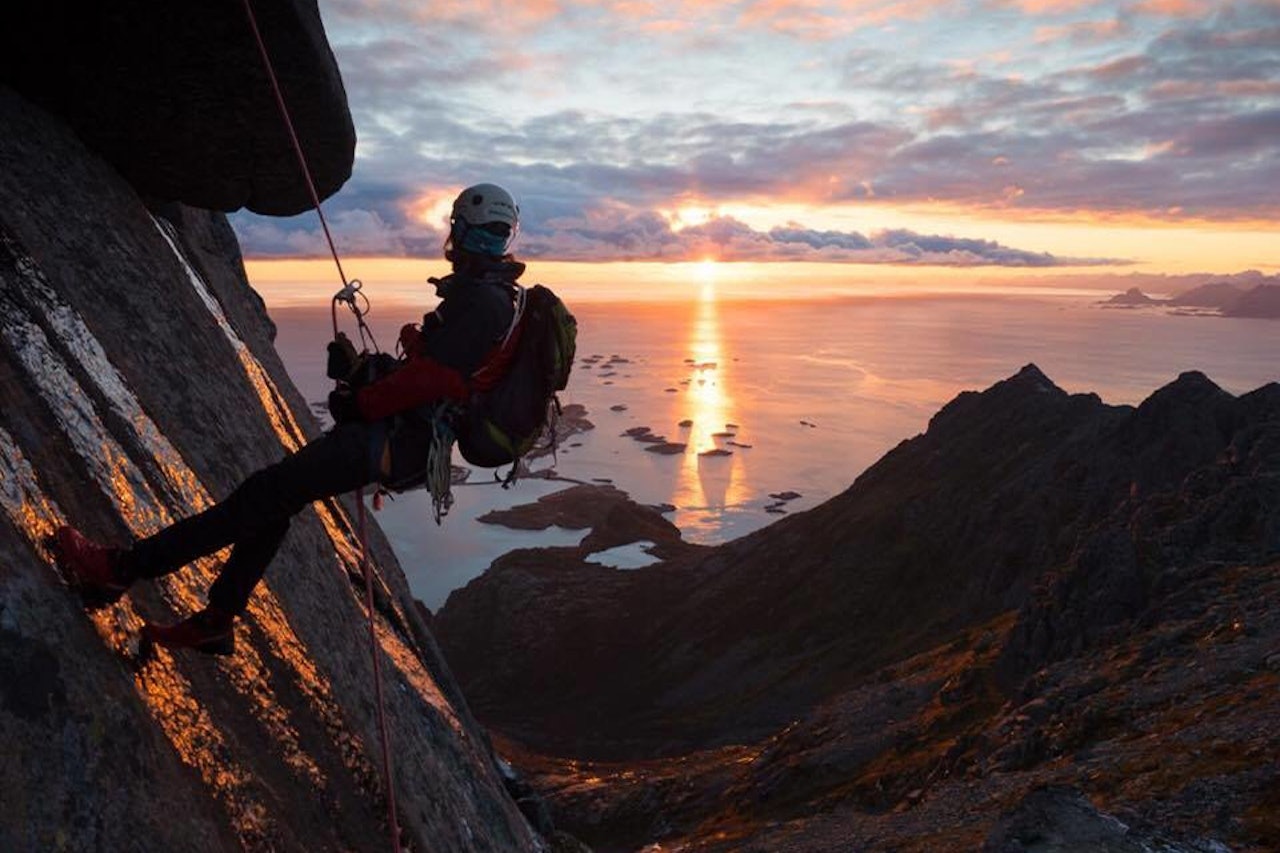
[426,408,457,523]
[239,1,401,849]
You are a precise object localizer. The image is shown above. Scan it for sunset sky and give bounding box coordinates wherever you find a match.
[234,0,1279,284]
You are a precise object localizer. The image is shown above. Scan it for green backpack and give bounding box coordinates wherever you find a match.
[456,284,577,476]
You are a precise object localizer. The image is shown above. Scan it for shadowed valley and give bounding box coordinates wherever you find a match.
[437,366,1280,851]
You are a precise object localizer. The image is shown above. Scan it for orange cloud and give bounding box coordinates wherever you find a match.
[925,105,969,130]
[1145,79,1211,100]
[996,0,1099,13]
[399,0,566,28]
[1035,18,1128,44]
[1218,79,1280,97]
[1128,0,1208,16]
[606,0,738,24]
[1088,55,1149,79]
[737,0,940,38]
[406,189,456,229]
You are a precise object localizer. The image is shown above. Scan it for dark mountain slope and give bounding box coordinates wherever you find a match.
[438,367,1280,850]
[438,367,1279,758]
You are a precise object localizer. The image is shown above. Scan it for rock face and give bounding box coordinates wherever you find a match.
[997,374,1280,683]
[982,787,1227,852]
[0,89,536,851]
[437,364,1280,851]
[1,0,354,214]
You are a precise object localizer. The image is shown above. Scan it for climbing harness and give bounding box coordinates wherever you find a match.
[238,1,400,849]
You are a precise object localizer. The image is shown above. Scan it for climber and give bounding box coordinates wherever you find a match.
[51,183,525,655]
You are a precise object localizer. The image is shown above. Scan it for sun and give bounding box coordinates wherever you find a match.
[696,258,718,283]
[670,205,715,231]
[408,190,455,228]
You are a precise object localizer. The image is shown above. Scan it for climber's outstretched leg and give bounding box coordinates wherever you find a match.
[53,421,383,653]
[139,516,290,656]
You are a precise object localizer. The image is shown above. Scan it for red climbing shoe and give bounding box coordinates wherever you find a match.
[141,606,235,656]
[51,526,131,608]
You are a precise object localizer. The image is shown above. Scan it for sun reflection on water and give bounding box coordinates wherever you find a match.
[673,268,750,535]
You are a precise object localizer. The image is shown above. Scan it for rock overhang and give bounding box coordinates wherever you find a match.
[1,0,355,215]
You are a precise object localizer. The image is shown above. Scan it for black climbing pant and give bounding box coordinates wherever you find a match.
[121,421,383,615]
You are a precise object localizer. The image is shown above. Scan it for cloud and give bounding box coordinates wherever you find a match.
[515,208,1121,265]
[231,209,437,258]
[1035,18,1132,45]
[234,201,1123,266]
[329,0,565,31]
[330,0,946,43]
[999,0,1098,12]
[1171,107,1280,157]
[767,225,875,251]
[736,0,942,38]
[1087,55,1152,80]
[229,0,1280,261]
[1126,0,1215,17]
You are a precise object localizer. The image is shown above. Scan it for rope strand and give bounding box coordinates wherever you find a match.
[356,487,402,847]
[240,0,349,289]
[240,1,401,849]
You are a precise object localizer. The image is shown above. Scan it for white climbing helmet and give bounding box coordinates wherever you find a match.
[451,183,519,229]
[449,183,520,256]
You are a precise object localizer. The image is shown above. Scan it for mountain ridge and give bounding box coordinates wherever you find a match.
[436,365,1280,850]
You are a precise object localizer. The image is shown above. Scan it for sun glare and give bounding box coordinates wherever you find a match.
[669,268,749,537]
[697,258,718,284]
[668,205,715,231]
[409,191,455,228]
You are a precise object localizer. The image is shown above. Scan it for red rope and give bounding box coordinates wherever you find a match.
[355,487,402,846]
[240,0,350,291]
[240,1,401,849]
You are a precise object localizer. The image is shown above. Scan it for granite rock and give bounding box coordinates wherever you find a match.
[1,1,354,214]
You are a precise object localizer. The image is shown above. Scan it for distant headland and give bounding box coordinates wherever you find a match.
[1100,278,1280,319]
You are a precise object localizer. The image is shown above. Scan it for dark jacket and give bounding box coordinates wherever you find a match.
[355,257,520,421]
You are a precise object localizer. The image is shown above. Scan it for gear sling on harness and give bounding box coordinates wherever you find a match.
[239,1,402,849]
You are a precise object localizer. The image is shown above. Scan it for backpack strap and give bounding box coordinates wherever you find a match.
[469,283,526,391]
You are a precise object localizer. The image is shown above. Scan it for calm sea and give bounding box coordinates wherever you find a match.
[267,288,1278,609]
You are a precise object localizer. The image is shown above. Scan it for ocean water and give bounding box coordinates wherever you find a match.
[267,288,1278,609]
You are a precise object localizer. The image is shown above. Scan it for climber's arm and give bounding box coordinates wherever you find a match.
[354,356,469,421]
